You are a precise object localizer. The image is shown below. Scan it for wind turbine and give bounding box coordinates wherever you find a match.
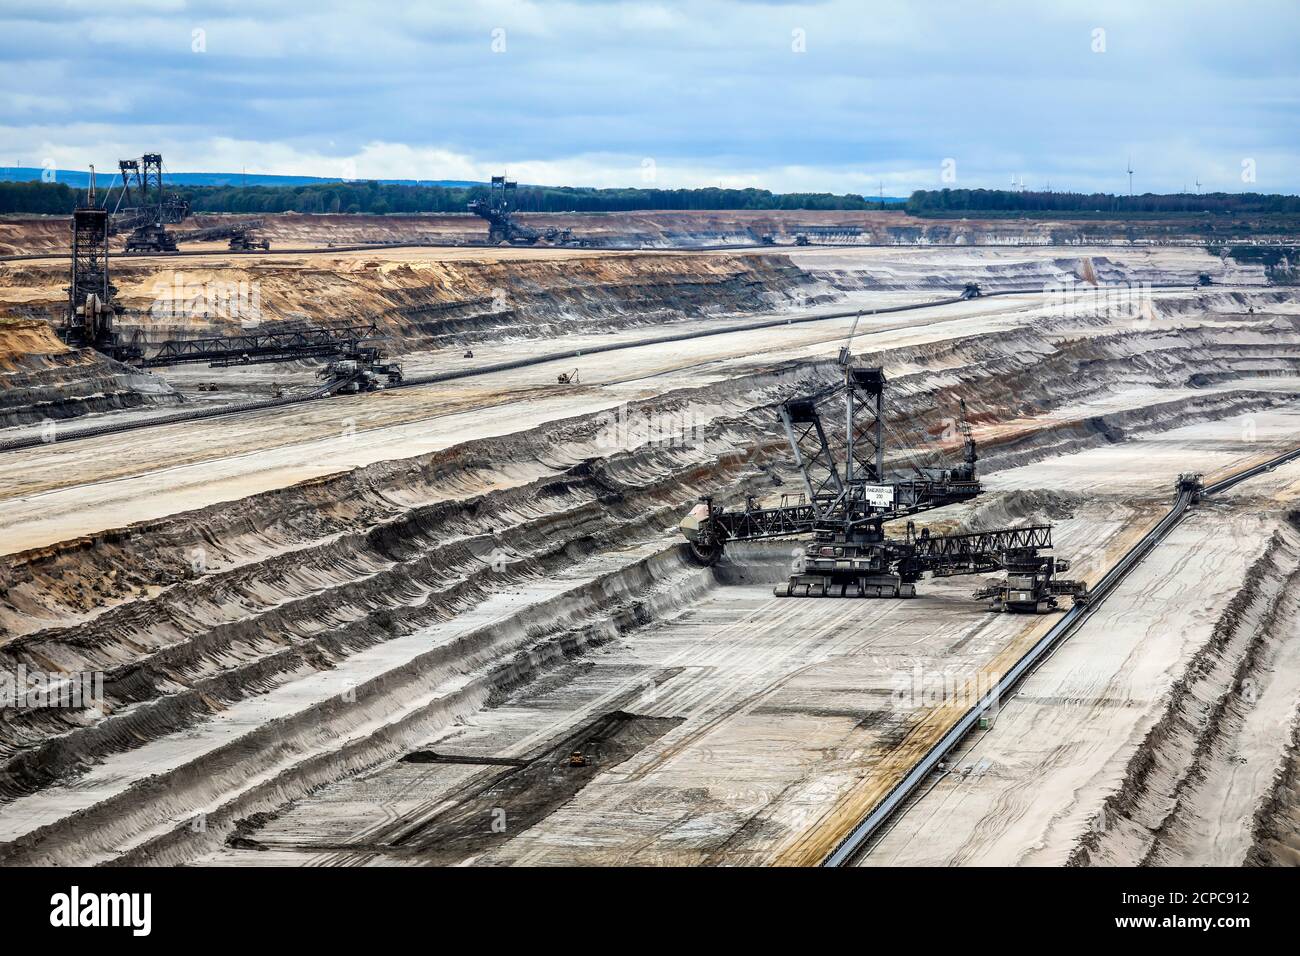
[1195,178,1202,194]
[1126,156,1134,197]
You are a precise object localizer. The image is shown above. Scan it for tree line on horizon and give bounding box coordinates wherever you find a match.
[0,180,879,216]
[905,188,1300,216]
[2,179,1297,218]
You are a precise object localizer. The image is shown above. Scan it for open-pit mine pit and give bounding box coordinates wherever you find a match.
[2,239,1299,868]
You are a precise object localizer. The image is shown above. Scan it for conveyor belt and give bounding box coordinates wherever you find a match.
[0,237,1253,264]
[823,444,1300,867]
[0,377,344,453]
[0,281,1226,455]
[0,288,1012,454]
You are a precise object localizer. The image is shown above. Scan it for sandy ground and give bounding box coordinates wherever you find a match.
[0,292,1057,555]
[859,410,1300,866]
[0,281,1269,557]
[194,569,1048,866]
[188,406,1300,867]
[2,243,1298,868]
[0,290,945,422]
[0,241,1261,320]
[7,209,1268,257]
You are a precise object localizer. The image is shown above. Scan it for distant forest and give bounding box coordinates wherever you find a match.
[0,180,878,215]
[4,179,1298,218]
[906,188,1300,218]
[0,180,81,214]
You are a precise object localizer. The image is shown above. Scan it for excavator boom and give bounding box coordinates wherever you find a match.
[680,357,1084,610]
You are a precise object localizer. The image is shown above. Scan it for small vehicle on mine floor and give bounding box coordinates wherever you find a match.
[972,558,1089,614]
[318,347,403,394]
[229,233,271,252]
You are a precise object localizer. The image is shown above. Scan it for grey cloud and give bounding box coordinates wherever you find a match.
[1,0,1296,193]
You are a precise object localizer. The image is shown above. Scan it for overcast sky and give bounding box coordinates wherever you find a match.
[2,0,1297,194]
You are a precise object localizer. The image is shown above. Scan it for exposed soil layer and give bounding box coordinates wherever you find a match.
[7,210,1291,257]
[1069,513,1300,867]
[1249,718,1300,864]
[0,249,818,428]
[0,243,1269,434]
[0,244,1298,867]
[2,315,1298,864]
[1,250,818,347]
[855,423,1300,867]
[309,711,687,865]
[804,249,1257,293]
[0,318,177,427]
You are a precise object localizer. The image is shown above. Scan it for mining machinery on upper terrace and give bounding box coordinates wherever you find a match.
[679,317,1087,612]
[172,218,271,251]
[109,153,190,253]
[58,168,142,363]
[56,174,382,373]
[140,321,385,368]
[467,175,585,246]
[106,152,265,252]
[316,344,404,393]
[142,322,402,391]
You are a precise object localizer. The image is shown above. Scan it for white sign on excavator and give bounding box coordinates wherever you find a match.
[862,484,895,509]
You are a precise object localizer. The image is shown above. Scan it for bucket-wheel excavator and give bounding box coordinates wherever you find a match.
[110,154,190,253]
[59,168,143,363]
[678,329,1087,612]
[172,218,271,251]
[468,176,584,246]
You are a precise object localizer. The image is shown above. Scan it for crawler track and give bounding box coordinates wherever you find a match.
[824,442,1300,867]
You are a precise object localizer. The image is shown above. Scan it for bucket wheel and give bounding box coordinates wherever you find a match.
[685,522,725,567]
[687,539,723,566]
